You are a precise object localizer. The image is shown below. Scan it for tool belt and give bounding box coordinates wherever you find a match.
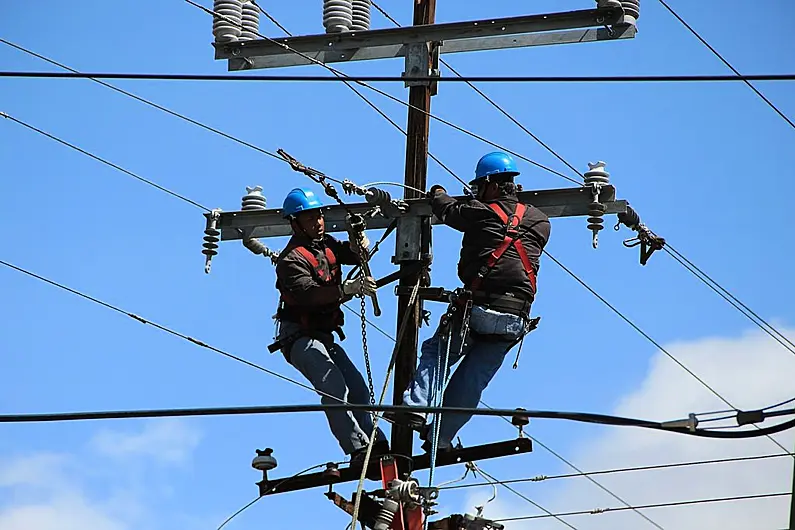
[471,290,532,316]
[268,326,346,363]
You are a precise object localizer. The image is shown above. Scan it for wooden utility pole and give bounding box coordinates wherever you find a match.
[392,0,437,463]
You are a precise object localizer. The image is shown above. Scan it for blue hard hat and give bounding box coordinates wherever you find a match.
[282,187,324,218]
[472,151,520,185]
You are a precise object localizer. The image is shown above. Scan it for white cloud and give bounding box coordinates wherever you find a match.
[91,419,202,465]
[473,327,795,530]
[0,419,201,530]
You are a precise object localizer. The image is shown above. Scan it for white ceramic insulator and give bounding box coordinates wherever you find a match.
[351,0,371,31]
[323,0,353,33]
[240,1,260,40]
[213,0,243,42]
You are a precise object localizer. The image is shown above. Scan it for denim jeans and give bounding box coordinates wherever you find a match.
[278,321,387,454]
[402,305,528,448]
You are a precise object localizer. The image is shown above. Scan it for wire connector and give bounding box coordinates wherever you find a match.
[661,412,699,432]
[614,204,666,265]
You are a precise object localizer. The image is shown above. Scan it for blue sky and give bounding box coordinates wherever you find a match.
[1,1,794,529]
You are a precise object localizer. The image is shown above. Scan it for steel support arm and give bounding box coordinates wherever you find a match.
[257,437,532,496]
[211,185,628,241]
[215,7,628,70]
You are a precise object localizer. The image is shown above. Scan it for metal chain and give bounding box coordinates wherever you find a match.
[359,276,376,406]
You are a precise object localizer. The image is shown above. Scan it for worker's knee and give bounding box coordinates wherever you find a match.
[314,365,349,401]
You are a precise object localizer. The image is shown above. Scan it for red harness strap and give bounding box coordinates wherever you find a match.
[470,202,537,293]
[292,246,339,284]
[279,245,340,307]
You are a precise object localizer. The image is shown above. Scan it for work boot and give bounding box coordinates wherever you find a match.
[383,410,426,432]
[350,440,390,481]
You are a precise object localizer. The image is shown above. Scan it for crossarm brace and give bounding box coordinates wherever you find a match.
[257,437,532,496]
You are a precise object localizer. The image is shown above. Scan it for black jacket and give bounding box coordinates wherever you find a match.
[275,233,359,326]
[431,190,551,303]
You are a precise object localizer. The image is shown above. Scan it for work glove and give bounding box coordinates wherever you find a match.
[351,233,370,256]
[342,275,377,297]
[426,184,446,199]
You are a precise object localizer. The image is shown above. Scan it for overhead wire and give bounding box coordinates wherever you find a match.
[367,5,666,527]
[217,461,340,529]
[371,1,795,369]
[441,452,794,491]
[370,0,583,180]
[494,491,792,523]
[474,463,580,530]
[344,307,663,528]
[0,38,285,165]
[188,0,577,186]
[6,71,795,83]
[657,0,795,132]
[0,259,365,410]
[249,2,466,189]
[663,243,795,354]
[479,401,666,530]
[1,112,210,211]
[542,249,793,457]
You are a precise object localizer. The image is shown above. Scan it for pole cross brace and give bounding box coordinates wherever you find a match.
[257,437,532,496]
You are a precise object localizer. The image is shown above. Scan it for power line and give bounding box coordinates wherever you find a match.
[371,0,582,180]
[5,71,795,83]
[216,461,340,529]
[658,0,795,132]
[188,0,578,186]
[495,491,792,523]
[662,244,795,354]
[474,464,581,530]
[349,312,665,529]
[0,258,356,407]
[0,38,285,165]
[1,112,210,211]
[441,452,794,491]
[542,249,794,457]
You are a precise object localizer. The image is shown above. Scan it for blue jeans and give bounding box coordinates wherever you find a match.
[402,305,528,448]
[279,321,387,454]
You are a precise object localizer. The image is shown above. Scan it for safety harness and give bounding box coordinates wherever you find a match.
[469,202,537,294]
[277,244,344,333]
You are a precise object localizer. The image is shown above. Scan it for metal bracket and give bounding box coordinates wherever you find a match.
[256,437,532,496]
[393,216,423,263]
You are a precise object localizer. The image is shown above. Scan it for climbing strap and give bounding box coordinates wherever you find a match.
[470,203,537,293]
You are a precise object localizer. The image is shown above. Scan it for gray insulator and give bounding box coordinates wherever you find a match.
[621,0,640,24]
[240,1,260,40]
[365,187,391,206]
[213,0,243,42]
[373,498,399,530]
[323,0,353,33]
[242,185,267,210]
[251,448,278,471]
[584,161,610,186]
[351,0,371,31]
[584,162,610,248]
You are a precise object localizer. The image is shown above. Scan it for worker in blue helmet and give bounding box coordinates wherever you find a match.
[273,187,389,469]
[386,152,552,453]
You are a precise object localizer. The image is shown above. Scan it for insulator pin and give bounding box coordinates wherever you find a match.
[583,161,610,249]
[202,209,222,274]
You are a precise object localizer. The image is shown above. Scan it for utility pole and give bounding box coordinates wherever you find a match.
[392,0,437,465]
[789,446,795,530]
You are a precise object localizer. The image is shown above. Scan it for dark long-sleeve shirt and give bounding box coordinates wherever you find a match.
[431,190,551,302]
[275,233,359,308]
